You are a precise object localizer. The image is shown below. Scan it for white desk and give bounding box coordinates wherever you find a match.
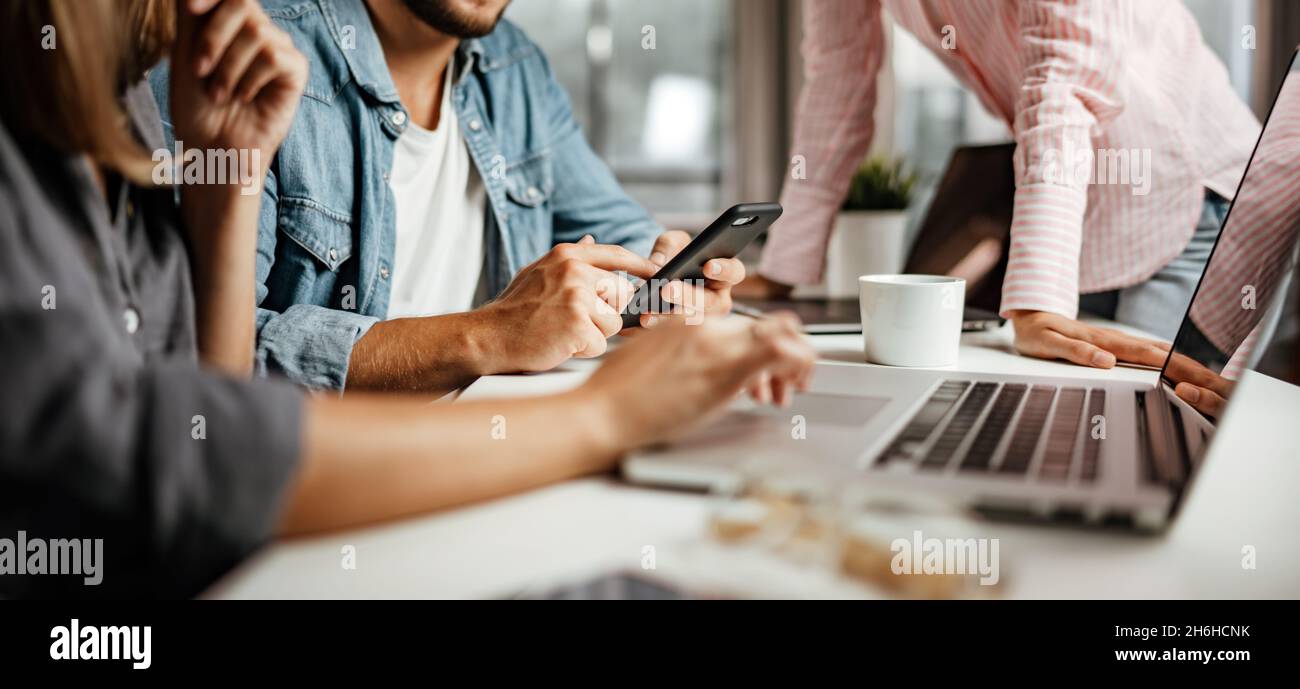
[211,323,1300,599]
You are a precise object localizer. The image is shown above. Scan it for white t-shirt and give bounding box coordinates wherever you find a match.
[386,59,487,319]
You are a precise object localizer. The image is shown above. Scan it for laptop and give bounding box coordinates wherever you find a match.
[624,53,1300,532]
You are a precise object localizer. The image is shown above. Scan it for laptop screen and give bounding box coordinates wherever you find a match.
[1159,53,1300,419]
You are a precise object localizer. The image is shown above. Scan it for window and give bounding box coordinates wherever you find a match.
[507,0,733,214]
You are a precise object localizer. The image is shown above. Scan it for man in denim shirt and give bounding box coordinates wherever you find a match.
[151,0,744,393]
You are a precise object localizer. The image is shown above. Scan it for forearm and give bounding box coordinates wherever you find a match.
[759,0,883,285]
[277,389,620,535]
[183,185,263,376]
[1003,1,1129,319]
[345,310,504,395]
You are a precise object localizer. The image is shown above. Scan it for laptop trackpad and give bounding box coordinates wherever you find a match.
[664,392,889,457]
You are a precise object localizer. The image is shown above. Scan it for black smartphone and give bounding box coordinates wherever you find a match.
[621,202,782,328]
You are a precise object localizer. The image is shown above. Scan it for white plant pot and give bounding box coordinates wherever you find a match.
[823,210,909,299]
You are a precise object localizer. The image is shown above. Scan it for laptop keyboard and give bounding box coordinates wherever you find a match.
[919,382,992,469]
[1038,388,1085,480]
[961,383,1028,470]
[878,380,1107,482]
[998,385,1054,474]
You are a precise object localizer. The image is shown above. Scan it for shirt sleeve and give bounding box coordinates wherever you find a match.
[536,47,660,258]
[1001,0,1130,319]
[252,167,379,391]
[758,0,885,286]
[150,66,376,392]
[0,168,304,599]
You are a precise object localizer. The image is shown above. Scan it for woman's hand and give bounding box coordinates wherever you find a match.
[1165,351,1236,418]
[580,314,817,451]
[167,0,308,376]
[1008,310,1170,369]
[285,314,815,534]
[169,0,307,169]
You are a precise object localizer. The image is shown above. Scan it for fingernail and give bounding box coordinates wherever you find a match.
[706,261,721,276]
[1179,385,1200,403]
[643,315,657,328]
[651,252,666,266]
[1091,351,1115,367]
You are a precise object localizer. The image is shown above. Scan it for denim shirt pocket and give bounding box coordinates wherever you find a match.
[503,153,554,208]
[276,198,354,273]
[500,153,554,263]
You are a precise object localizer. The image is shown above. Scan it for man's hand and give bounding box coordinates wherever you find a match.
[637,230,746,327]
[1008,310,1170,369]
[731,273,794,300]
[472,238,660,372]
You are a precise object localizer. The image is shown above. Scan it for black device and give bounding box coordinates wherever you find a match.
[515,572,706,600]
[621,202,782,329]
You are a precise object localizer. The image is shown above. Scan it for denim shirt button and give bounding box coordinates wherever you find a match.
[328,248,339,262]
[123,307,140,335]
[468,119,482,132]
[391,111,407,126]
[379,265,390,280]
[526,186,540,200]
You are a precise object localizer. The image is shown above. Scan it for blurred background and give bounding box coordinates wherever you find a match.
[508,0,1297,219]
[507,0,1300,381]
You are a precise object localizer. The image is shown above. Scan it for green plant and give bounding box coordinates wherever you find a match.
[842,156,918,212]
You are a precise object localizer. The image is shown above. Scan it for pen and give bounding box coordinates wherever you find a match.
[729,302,768,320]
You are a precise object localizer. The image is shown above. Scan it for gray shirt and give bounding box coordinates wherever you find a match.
[0,83,303,597]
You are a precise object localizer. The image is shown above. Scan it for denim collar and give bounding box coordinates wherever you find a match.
[318,0,483,105]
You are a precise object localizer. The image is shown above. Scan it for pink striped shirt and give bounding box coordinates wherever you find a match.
[761,0,1261,320]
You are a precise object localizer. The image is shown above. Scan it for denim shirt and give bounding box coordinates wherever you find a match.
[150,0,659,391]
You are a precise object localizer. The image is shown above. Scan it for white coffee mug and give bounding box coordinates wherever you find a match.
[859,274,965,367]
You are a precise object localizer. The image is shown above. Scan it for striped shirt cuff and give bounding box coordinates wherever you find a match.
[758,184,844,286]
[999,183,1088,319]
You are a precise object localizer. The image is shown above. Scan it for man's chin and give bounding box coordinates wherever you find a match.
[401,0,508,39]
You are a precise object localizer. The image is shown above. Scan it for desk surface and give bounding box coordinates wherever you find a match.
[211,323,1300,599]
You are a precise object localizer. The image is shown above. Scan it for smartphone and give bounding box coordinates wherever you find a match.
[621,202,782,328]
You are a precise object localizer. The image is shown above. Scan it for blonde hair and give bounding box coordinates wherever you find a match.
[0,0,175,184]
